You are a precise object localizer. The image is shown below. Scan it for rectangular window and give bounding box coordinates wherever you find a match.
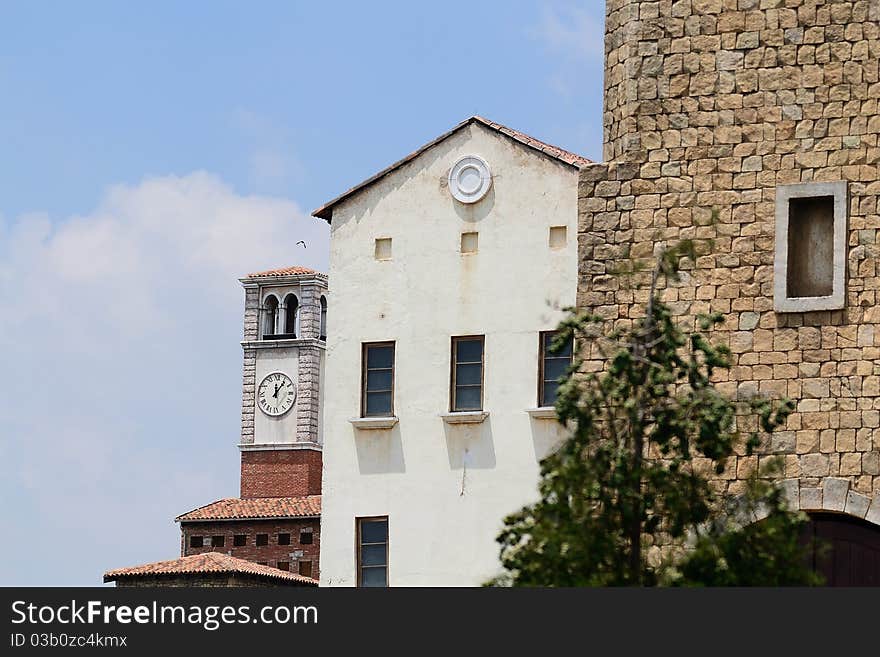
[357,517,388,588]
[211,535,225,548]
[362,342,395,417]
[233,534,247,547]
[277,561,290,572]
[539,331,574,407]
[189,536,203,549]
[300,528,314,545]
[278,533,291,546]
[299,561,313,578]
[256,534,268,546]
[774,181,847,312]
[451,336,484,411]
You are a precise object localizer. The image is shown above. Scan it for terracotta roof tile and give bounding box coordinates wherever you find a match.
[244,265,324,278]
[104,552,317,585]
[312,115,591,221]
[473,116,592,168]
[176,496,321,522]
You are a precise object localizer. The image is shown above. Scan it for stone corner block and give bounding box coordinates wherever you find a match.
[800,487,823,511]
[822,477,851,512]
[753,501,771,523]
[844,491,871,519]
[580,162,610,183]
[865,496,880,527]
[780,478,800,510]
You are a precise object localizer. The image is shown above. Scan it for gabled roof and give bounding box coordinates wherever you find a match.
[311,115,591,222]
[244,265,324,279]
[103,552,317,585]
[175,495,321,522]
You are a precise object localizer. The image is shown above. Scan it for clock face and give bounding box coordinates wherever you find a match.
[257,372,296,417]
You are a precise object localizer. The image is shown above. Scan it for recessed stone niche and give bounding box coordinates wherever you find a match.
[774,181,847,313]
[787,196,834,298]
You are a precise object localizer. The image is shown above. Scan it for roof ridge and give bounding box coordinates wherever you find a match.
[176,495,322,522]
[470,115,592,168]
[174,497,237,522]
[312,115,590,221]
[104,552,318,585]
[244,265,325,279]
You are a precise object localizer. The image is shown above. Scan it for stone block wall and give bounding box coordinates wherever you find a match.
[240,286,261,445]
[296,282,325,444]
[580,0,880,518]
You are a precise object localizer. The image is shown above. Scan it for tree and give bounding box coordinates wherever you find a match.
[491,243,817,586]
[670,462,822,586]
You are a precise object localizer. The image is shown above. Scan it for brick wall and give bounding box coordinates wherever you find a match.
[181,518,320,578]
[580,0,880,523]
[240,448,322,498]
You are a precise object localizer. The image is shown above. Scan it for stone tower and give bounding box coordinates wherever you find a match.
[580,0,880,579]
[238,266,328,498]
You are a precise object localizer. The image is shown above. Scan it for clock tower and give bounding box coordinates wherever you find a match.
[170,264,327,581]
[238,266,328,499]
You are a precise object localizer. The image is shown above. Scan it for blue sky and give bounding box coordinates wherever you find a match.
[0,1,605,585]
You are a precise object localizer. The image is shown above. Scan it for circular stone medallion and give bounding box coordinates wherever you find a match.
[448,155,492,204]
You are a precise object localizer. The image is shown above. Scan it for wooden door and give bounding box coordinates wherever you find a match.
[803,513,880,587]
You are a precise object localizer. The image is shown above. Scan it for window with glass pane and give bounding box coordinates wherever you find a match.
[451,336,484,411]
[539,331,573,407]
[362,343,395,417]
[357,517,388,587]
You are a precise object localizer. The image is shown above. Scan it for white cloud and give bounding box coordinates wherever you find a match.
[528,3,606,99]
[231,109,306,193]
[529,4,605,62]
[0,172,329,584]
[249,148,305,189]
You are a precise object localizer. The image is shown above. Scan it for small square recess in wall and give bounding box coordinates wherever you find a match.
[774,181,847,313]
[375,238,392,260]
[460,232,478,254]
[549,226,567,248]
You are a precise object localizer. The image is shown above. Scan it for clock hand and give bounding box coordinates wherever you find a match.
[273,383,280,398]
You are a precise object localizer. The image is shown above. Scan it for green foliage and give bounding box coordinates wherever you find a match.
[491,244,815,586]
[668,462,823,586]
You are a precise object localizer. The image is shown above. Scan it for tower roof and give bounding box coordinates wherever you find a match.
[244,265,324,279]
[175,495,321,522]
[103,552,317,585]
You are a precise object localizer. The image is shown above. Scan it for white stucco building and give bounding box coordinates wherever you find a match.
[313,116,586,586]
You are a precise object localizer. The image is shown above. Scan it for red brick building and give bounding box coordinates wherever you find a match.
[176,495,321,579]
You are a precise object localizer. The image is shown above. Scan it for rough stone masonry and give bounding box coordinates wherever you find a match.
[579,0,880,528]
